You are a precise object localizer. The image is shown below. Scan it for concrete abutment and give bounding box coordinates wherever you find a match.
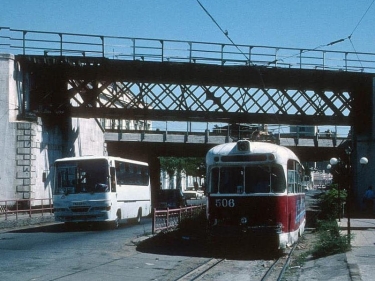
[1,54,106,204]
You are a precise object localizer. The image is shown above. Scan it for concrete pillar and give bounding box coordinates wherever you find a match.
[352,77,375,208]
[1,54,107,203]
[148,155,160,208]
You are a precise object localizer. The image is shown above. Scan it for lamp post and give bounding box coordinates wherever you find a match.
[329,152,368,245]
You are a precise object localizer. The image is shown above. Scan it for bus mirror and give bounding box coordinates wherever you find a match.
[42,172,47,182]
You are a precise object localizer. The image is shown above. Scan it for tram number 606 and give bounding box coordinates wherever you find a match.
[215,199,235,207]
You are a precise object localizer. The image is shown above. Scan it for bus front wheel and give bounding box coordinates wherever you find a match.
[112,211,121,229]
[136,208,142,224]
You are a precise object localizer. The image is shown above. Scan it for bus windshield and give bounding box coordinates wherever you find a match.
[54,159,109,195]
[209,165,286,194]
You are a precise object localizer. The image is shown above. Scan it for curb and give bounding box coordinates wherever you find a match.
[346,252,362,281]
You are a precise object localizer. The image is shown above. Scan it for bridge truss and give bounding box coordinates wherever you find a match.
[16,56,372,131]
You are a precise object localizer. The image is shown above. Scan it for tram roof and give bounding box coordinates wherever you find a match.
[206,141,300,165]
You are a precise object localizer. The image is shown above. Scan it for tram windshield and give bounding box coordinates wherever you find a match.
[209,165,285,194]
[54,159,109,195]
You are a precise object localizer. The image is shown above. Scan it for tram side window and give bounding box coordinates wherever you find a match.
[288,170,296,193]
[288,160,295,193]
[287,160,303,193]
[296,163,303,193]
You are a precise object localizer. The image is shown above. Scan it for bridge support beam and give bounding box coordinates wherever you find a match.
[352,77,375,209]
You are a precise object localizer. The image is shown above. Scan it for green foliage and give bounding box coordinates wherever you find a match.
[309,185,351,258]
[311,219,351,258]
[159,157,205,189]
[159,157,204,176]
[319,184,347,220]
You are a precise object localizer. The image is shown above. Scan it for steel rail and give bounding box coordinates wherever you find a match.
[175,258,224,281]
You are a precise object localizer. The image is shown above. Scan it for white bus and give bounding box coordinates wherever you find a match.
[53,156,151,228]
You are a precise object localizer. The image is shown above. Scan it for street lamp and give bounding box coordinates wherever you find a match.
[329,152,368,245]
[360,157,369,165]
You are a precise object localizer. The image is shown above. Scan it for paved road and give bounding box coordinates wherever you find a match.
[0,218,214,281]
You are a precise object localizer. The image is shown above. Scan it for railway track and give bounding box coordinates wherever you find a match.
[174,243,297,281]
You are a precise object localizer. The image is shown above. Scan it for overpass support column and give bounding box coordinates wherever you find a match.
[352,77,375,208]
[148,155,160,209]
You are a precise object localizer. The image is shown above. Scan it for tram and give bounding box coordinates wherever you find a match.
[205,140,306,249]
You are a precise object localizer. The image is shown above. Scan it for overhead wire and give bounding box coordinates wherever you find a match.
[196,0,250,63]
[283,0,375,63]
[195,0,292,141]
[349,0,375,38]
[195,1,374,140]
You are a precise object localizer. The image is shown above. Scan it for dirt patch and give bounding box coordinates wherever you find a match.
[283,229,319,280]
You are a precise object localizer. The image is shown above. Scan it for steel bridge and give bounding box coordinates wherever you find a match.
[1,27,375,162]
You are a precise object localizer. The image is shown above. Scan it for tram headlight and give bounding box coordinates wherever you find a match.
[276,222,283,233]
[240,217,248,225]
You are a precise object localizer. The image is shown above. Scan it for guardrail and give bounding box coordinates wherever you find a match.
[152,204,205,234]
[0,198,53,221]
[1,27,375,73]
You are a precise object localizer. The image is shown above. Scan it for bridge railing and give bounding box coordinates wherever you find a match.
[1,27,375,73]
[103,120,351,139]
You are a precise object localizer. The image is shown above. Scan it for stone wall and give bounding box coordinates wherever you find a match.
[0,54,106,203]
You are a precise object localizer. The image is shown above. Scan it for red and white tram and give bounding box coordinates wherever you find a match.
[206,140,306,249]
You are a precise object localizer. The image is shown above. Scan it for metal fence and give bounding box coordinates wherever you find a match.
[0,198,53,221]
[152,204,205,234]
[1,26,375,73]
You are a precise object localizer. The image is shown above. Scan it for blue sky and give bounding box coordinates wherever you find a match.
[2,1,374,53]
[2,0,374,136]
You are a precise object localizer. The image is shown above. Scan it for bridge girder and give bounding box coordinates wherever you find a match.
[16,55,374,128]
[106,140,345,163]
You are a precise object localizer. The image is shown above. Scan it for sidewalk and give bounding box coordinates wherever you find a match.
[288,217,375,281]
[340,217,375,281]
[0,212,55,232]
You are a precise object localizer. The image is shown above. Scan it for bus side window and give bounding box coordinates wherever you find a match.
[110,167,116,192]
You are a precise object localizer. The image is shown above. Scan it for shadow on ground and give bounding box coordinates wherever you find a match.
[136,227,284,260]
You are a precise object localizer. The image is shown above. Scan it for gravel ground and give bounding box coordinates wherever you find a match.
[282,229,319,280]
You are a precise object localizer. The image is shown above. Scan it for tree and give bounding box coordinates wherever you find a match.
[159,157,205,189]
[160,157,179,189]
